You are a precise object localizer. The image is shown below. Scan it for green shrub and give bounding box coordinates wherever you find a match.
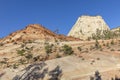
[77,46,82,51]
[17,49,25,56]
[95,39,100,49]
[0,61,7,64]
[13,64,18,69]
[111,40,114,45]
[25,53,33,60]
[45,44,53,55]
[62,45,74,55]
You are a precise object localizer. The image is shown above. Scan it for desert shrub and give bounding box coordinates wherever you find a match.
[13,64,18,69]
[117,49,120,51]
[77,46,82,51]
[0,43,4,46]
[90,45,95,51]
[33,55,41,62]
[87,37,91,41]
[0,61,7,64]
[95,39,100,49]
[62,45,74,55]
[28,40,33,43]
[45,43,53,55]
[106,42,110,47]
[56,54,61,58]
[111,48,115,51]
[25,47,30,50]
[97,58,100,60]
[19,58,26,64]
[91,29,120,40]
[111,40,114,45]
[25,53,33,60]
[103,43,106,46]
[17,49,25,56]
[81,58,85,60]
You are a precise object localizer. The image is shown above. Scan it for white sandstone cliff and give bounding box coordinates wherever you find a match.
[68,15,110,40]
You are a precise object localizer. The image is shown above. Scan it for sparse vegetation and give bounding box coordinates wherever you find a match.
[28,40,33,43]
[82,58,85,60]
[111,48,115,51]
[19,58,27,64]
[56,54,61,58]
[100,48,103,51]
[77,46,82,51]
[92,29,120,40]
[117,49,120,51]
[106,42,109,46]
[103,43,106,46]
[25,53,33,60]
[45,43,53,55]
[111,40,115,45]
[97,58,100,60]
[95,39,101,49]
[0,43,4,46]
[62,45,74,55]
[13,64,18,69]
[17,49,25,56]
[90,45,95,51]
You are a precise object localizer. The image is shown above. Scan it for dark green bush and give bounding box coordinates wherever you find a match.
[17,49,25,56]
[77,46,82,51]
[62,45,74,55]
[45,44,53,55]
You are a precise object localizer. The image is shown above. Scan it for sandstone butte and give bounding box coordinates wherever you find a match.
[68,15,110,40]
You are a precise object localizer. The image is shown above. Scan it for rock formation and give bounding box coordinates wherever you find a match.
[111,26,120,32]
[0,24,79,44]
[68,15,110,40]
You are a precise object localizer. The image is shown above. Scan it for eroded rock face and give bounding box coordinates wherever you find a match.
[0,24,80,44]
[68,15,110,40]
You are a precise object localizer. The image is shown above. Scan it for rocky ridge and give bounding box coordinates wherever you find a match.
[0,24,79,44]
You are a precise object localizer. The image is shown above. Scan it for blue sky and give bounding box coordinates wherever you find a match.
[0,0,120,38]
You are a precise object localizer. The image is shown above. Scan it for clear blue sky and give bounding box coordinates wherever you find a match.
[0,0,120,38]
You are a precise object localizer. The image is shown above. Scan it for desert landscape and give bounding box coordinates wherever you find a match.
[0,15,120,80]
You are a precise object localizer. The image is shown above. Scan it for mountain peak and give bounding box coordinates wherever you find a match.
[25,24,44,29]
[68,15,110,40]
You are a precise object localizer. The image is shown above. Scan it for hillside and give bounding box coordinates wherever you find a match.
[0,24,79,44]
[0,22,120,80]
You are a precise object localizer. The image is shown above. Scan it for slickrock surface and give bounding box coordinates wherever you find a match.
[68,15,110,40]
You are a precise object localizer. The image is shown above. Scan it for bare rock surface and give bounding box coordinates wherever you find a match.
[68,15,110,40]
